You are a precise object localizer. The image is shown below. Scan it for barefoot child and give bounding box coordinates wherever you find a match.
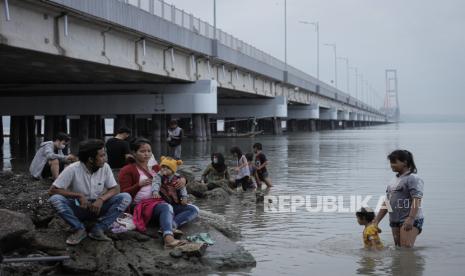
[152,156,188,205]
[356,207,384,250]
[373,150,424,248]
[230,147,251,191]
[245,153,257,190]
[253,143,272,188]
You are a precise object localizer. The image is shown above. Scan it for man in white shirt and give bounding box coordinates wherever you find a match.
[48,139,132,245]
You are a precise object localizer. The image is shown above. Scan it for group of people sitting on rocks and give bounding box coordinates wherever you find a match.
[27,123,272,248]
[201,143,273,193]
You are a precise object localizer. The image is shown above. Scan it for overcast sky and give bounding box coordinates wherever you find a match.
[164,0,465,116]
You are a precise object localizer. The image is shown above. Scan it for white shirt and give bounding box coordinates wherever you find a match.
[236,155,250,179]
[53,162,117,200]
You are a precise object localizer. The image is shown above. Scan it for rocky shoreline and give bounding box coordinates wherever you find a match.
[0,170,256,275]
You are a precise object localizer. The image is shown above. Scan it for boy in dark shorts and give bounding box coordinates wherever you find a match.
[253,143,272,188]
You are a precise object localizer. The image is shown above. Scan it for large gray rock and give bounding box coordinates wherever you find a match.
[31,229,68,253]
[0,208,35,252]
[113,237,207,275]
[204,188,230,202]
[186,181,208,198]
[198,210,241,240]
[182,217,255,270]
[0,172,256,275]
[177,167,196,184]
[63,239,132,275]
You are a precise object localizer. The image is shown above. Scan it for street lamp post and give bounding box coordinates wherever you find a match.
[299,21,319,81]
[324,43,337,88]
[213,0,217,40]
[284,0,287,71]
[364,80,369,105]
[337,57,349,94]
[359,73,364,105]
[350,66,358,100]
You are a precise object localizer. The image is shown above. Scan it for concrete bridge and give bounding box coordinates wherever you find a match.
[0,0,386,148]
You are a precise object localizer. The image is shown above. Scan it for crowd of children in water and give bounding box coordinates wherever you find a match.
[28,119,424,250]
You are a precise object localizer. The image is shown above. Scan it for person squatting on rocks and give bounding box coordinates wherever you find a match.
[48,139,132,245]
[201,153,233,191]
[29,132,77,180]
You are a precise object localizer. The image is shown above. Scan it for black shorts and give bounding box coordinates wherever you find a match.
[257,171,269,181]
[390,218,424,234]
[41,159,65,178]
[235,176,253,191]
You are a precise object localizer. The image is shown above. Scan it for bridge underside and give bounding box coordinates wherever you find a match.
[0,45,177,86]
[0,0,386,153]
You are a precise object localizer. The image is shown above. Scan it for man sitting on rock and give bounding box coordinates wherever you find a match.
[48,139,132,245]
[29,132,77,180]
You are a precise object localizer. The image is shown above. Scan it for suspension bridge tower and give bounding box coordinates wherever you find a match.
[384,69,400,122]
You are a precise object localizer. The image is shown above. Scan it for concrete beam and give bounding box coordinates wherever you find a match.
[337,110,350,121]
[349,112,357,121]
[320,107,337,120]
[0,80,217,115]
[215,96,287,118]
[287,103,319,119]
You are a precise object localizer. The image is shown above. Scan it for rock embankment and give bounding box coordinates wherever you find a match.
[0,171,256,275]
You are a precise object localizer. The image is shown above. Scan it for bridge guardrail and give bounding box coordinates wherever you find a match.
[108,0,379,114]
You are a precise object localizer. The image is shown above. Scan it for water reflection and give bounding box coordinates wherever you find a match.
[2,123,465,275]
[356,248,425,276]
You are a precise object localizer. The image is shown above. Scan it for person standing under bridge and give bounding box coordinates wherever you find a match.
[167,119,183,160]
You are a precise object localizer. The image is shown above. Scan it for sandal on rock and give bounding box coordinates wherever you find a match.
[158,228,184,239]
[66,229,87,245]
[164,239,188,250]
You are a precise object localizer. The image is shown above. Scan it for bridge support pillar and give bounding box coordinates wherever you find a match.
[310,119,317,131]
[201,115,208,141]
[9,116,35,157]
[44,116,54,141]
[320,107,337,130]
[330,120,336,130]
[70,118,80,141]
[205,115,212,141]
[35,118,42,137]
[272,117,283,135]
[215,96,287,135]
[151,114,162,142]
[115,115,133,132]
[78,115,90,141]
[0,117,3,147]
[88,115,104,139]
[287,119,298,132]
[192,114,204,142]
[288,103,319,133]
[300,119,307,132]
[44,116,67,141]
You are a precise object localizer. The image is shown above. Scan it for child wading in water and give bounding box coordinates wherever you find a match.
[373,150,424,248]
[245,153,258,190]
[253,143,272,189]
[356,207,384,250]
[230,147,253,191]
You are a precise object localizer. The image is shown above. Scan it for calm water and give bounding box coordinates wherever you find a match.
[179,122,465,276]
[2,122,465,275]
